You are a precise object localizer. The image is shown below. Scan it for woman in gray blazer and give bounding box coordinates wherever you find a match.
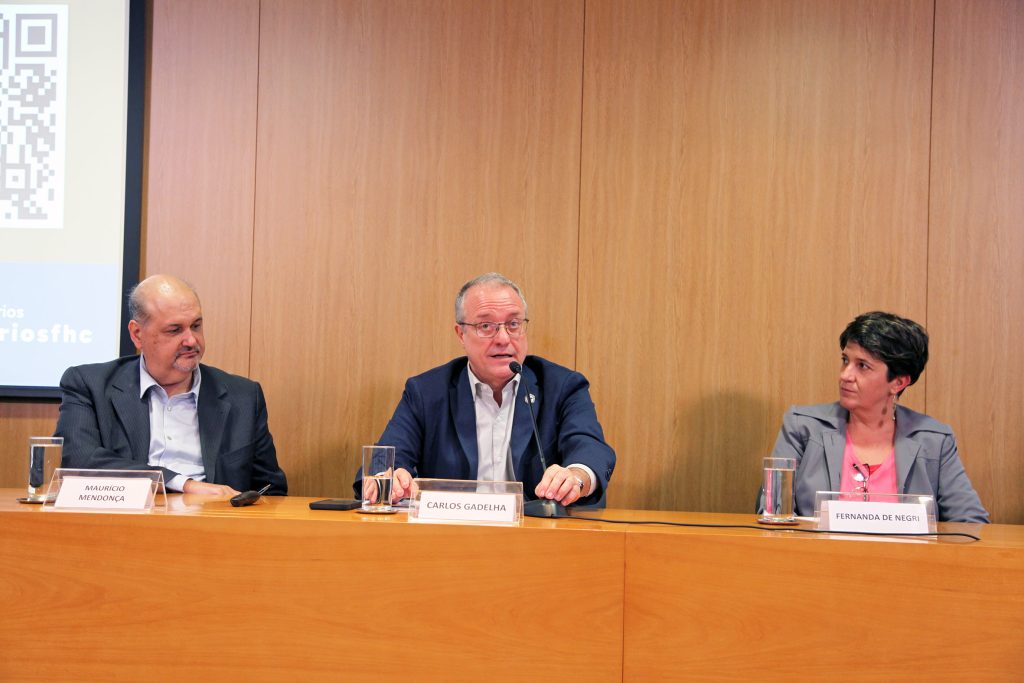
[767,312,988,523]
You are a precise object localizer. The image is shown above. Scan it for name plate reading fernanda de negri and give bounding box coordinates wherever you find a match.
[824,499,930,534]
[54,476,154,511]
[412,490,520,525]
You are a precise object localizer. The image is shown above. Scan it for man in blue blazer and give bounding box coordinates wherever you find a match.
[356,273,614,507]
[55,275,287,495]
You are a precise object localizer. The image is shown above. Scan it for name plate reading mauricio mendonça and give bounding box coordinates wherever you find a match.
[49,469,165,512]
[409,479,523,526]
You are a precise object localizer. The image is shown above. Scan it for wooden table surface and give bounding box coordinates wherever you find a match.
[2,491,1021,681]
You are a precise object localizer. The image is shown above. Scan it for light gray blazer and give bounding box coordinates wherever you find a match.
[767,402,988,523]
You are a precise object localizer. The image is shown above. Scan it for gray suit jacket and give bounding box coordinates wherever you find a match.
[55,356,287,494]
[766,402,987,523]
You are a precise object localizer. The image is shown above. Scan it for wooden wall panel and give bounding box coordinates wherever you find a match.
[143,0,260,376]
[928,0,1024,524]
[250,0,585,496]
[578,0,934,512]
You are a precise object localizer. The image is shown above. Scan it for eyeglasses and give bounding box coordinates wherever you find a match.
[458,318,529,338]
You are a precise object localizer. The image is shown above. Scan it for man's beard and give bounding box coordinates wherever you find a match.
[172,346,203,372]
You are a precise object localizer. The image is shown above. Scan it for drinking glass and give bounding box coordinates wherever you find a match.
[361,445,396,513]
[27,436,64,502]
[759,456,796,523]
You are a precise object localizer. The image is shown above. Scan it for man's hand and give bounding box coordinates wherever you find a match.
[183,480,240,496]
[391,468,414,502]
[534,465,589,505]
[361,468,414,504]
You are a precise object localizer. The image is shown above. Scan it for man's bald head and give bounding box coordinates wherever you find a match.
[128,274,201,325]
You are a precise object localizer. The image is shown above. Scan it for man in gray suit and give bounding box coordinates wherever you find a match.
[55,274,287,495]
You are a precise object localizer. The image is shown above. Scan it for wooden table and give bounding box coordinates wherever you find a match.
[1,492,1021,681]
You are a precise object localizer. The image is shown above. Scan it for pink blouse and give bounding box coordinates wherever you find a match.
[839,435,898,500]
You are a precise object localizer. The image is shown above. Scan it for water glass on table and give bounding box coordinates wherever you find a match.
[361,445,396,513]
[759,456,796,524]
[26,436,64,502]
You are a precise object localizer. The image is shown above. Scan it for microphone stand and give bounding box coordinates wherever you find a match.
[511,361,567,518]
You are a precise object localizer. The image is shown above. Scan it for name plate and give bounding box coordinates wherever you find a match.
[54,476,154,510]
[825,500,929,533]
[414,491,518,524]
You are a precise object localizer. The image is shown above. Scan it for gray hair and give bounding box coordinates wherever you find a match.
[455,272,528,321]
[128,275,200,325]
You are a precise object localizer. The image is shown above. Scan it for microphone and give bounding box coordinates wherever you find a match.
[510,361,566,518]
[230,483,272,507]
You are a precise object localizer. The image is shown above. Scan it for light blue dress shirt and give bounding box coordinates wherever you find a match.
[140,357,204,492]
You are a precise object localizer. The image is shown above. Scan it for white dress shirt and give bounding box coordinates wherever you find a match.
[140,357,204,492]
[466,364,595,495]
[467,364,517,483]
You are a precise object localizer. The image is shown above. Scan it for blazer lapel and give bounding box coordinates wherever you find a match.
[510,365,538,477]
[197,367,230,481]
[822,407,847,491]
[450,366,479,479]
[110,359,149,463]
[893,407,919,493]
[822,431,845,491]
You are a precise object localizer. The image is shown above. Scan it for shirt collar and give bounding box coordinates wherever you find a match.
[466,363,518,401]
[139,355,201,399]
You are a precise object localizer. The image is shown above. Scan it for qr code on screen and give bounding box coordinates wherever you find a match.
[0,5,67,230]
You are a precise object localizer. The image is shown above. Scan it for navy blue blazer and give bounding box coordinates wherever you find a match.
[355,355,615,504]
[55,356,287,494]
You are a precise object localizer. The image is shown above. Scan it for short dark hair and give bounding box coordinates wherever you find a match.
[839,311,929,388]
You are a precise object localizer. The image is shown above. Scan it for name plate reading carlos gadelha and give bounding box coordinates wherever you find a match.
[413,490,519,525]
[54,476,154,511]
